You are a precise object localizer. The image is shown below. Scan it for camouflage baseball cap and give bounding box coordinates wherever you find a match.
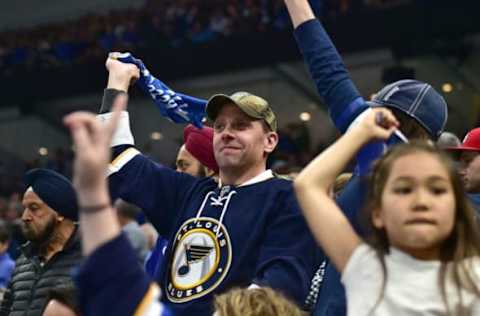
[206,92,277,132]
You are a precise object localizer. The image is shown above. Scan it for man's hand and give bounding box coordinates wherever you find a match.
[106,53,140,92]
[284,0,316,29]
[63,97,126,206]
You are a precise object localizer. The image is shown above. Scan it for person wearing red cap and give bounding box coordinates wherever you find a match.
[448,128,480,212]
[176,125,219,178]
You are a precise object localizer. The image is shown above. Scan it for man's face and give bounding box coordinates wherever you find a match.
[176,145,204,177]
[458,151,480,193]
[21,190,58,243]
[212,103,277,172]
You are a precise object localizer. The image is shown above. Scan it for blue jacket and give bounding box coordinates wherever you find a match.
[293,19,389,316]
[0,253,14,289]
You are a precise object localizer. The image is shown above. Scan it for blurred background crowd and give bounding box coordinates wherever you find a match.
[0,0,411,74]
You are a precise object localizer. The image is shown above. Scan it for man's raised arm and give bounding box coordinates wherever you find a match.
[284,0,367,133]
[95,56,197,237]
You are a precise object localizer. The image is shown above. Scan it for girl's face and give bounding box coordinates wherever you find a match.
[373,152,456,260]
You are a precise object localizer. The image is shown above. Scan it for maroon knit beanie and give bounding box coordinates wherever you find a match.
[183,124,219,173]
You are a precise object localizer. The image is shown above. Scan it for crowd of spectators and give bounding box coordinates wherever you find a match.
[0,0,291,75]
[0,0,413,75]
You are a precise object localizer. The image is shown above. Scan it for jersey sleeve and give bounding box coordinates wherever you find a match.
[75,233,171,316]
[294,19,386,174]
[294,19,367,133]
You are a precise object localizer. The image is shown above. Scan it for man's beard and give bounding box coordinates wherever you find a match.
[21,216,56,246]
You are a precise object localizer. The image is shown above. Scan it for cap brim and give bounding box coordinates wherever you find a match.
[206,94,235,122]
[366,101,439,139]
[206,94,265,122]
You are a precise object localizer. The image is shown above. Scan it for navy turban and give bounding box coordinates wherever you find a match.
[23,169,78,221]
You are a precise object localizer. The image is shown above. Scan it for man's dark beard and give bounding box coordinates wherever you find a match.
[21,216,56,248]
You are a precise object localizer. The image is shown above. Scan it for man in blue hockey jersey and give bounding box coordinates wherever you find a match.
[96,56,321,315]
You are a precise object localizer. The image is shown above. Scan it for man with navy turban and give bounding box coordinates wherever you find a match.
[0,169,82,316]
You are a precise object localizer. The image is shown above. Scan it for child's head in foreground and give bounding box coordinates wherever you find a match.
[364,141,480,312]
[214,287,306,316]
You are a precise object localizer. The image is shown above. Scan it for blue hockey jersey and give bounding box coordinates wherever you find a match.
[107,146,322,315]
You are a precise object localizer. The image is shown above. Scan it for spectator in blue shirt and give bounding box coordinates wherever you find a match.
[0,220,14,294]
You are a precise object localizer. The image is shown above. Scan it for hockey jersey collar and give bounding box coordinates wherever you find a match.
[218,169,274,188]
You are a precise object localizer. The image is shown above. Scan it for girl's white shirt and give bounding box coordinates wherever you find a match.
[342,244,480,315]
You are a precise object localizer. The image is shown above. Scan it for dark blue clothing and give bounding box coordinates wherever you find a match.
[468,193,480,215]
[294,19,389,316]
[76,233,170,316]
[294,19,386,176]
[108,148,322,315]
[0,253,14,289]
[145,237,169,280]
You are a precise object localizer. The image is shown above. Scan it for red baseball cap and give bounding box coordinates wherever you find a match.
[183,124,219,173]
[447,128,480,152]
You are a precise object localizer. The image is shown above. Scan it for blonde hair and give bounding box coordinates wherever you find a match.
[214,287,306,316]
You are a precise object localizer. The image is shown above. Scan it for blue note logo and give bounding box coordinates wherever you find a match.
[166,217,232,303]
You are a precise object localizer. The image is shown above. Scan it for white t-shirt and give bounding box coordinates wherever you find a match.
[341,244,480,315]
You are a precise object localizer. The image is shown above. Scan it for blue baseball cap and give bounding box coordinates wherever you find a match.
[23,169,78,221]
[367,79,448,139]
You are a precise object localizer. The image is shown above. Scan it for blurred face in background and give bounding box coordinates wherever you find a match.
[21,189,58,243]
[458,151,480,193]
[176,145,205,177]
[5,201,22,222]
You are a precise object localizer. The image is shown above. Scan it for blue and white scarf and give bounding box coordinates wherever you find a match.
[114,52,207,128]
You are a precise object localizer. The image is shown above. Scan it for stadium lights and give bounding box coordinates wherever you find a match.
[300,112,311,122]
[442,83,453,93]
[151,132,163,140]
[38,147,48,156]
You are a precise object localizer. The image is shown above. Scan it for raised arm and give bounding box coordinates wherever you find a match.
[64,87,166,316]
[95,56,198,237]
[294,108,398,272]
[284,0,366,133]
[64,98,125,255]
[114,52,207,128]
[284,0,315,28]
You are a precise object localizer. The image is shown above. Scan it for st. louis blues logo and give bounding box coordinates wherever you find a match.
[166,217,232,303]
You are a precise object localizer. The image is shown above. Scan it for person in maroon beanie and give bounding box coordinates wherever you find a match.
[145,124,219,281]
[176,124,219,178]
